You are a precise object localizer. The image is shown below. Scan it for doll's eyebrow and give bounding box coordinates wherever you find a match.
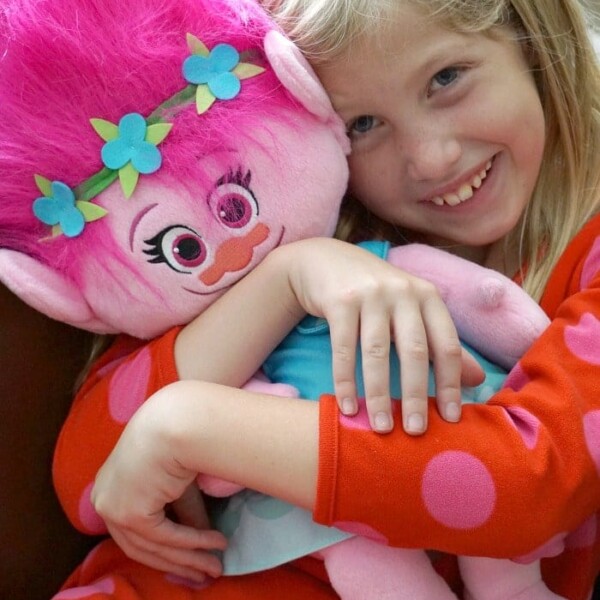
[129,203,159,251]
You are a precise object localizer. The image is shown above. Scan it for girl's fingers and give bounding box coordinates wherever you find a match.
[392,301,430,435]
[359,304,393,433]
[171,485,211,530]
[422,294,465,424]
[329,305,360,416]
[111,528,224,581]
[106,512,227,551]
[459,347,486,387]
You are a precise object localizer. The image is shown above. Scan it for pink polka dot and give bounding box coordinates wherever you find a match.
[502,406,540,450]
[513,532,566,563]
[54,577,115,598]
[503,362,530,392]
[565,514,598,549]
[421,451,496,529]
[583,410,600,475]
[108,346,152,423]
[332,521,389,544]
[581,237,600,289]
[165,574,214,590]
[96,356,127,379]
[564,313,600,366]
[339,399,371,431]
[78,482,106,534]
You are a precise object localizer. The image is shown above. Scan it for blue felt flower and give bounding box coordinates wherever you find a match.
[33,181,85,238]
[182,43,241,100]
[100,113,162,174]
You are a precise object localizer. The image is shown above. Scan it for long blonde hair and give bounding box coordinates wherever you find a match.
[264,0,600,300]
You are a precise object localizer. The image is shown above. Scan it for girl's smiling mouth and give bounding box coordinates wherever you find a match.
[425,158,494,207]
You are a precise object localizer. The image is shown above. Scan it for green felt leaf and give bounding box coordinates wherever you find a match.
[145,123,173,145]
[234,63,265,80]
[119,163,139,199]
[76,201,108,222]
[186,33,210,56]
[34,174,53,196]
[196,85,216,114]
[90,118,119,142]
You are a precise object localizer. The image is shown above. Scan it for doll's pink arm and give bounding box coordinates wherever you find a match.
[387,244,550,369]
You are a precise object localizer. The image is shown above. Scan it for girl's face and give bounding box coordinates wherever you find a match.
[316,4,545,262]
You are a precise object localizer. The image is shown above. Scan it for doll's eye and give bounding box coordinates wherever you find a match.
[211,169,258,229]
[144,225,208,273]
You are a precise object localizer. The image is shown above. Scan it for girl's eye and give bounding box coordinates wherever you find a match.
[211,169,258,229]
[429,67,461,94]
[347,115,379,137]
[143,225,208,273]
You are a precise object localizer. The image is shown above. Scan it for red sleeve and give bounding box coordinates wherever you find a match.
[315,219,600,561]
[52,327,182,533]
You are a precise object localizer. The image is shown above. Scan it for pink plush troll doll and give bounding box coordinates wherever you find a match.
[0,0,349,340]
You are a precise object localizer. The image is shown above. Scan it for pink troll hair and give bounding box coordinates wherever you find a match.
[0,0,297,271]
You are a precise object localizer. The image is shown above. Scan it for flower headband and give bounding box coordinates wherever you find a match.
[32,34,265,238]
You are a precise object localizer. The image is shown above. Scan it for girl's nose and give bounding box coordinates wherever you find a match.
[404,129,462,182]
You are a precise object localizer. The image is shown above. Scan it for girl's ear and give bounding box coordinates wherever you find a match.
[263,30,336,122]
[0,249,108,332]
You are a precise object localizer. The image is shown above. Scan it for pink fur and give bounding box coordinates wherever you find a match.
[0,0,297,275]
[0,0,349,338]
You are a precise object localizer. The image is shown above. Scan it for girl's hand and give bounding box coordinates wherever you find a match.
[91,393,227,583]
[281,238,483,435]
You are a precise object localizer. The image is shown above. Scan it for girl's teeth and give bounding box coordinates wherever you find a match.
[458,184,474,201]
[443,193,461,206]
[430,160,492,206]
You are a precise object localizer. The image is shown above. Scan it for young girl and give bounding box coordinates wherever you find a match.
[57,0,600,598]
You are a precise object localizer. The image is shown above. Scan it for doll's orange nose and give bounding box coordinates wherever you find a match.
[200,223,269,286]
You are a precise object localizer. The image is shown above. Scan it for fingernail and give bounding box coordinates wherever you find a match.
[374,412,391,432]
[342,398,356,415]
[445,402,460,422]
[406,413,424,434]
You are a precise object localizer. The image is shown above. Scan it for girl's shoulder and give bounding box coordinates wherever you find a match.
[540,212,600,315]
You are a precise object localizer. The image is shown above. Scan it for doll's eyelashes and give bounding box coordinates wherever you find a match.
[143,225,207,273]
[216,166,252,189]
[211,168,258,229]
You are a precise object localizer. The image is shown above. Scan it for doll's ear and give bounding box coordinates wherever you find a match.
[264,30,338,122]
[0,249,108,332]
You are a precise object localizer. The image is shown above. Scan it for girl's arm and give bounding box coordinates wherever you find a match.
[55,237,466,530]
[56,236,474,578]
[93,223,600,579]
[94,273,600,578]
[175,237,481,433]
[92,381,320,580]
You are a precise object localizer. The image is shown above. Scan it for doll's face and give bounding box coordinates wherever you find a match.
[80,111,348,338]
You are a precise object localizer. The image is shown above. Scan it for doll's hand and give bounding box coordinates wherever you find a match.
[281,239,482,435]
[92,395,227,583]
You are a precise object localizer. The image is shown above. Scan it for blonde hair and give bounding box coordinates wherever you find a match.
[264,0,600,300]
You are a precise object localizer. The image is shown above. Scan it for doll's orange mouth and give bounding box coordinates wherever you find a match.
[183,226,285,296]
